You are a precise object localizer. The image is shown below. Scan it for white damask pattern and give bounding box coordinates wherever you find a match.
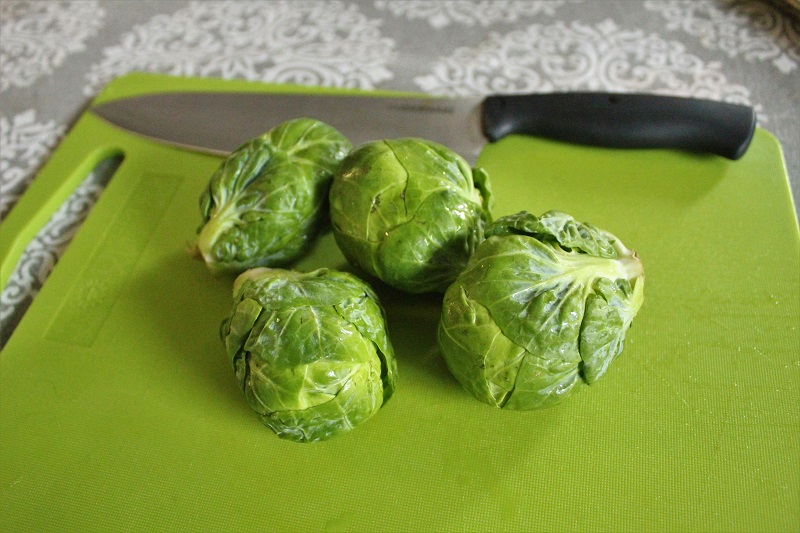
[84,0,395,95]
[0,0,105,92]
[415,19,756,110]
[644,0,800,73]
[0,109,65,219]
[374,0,567,28]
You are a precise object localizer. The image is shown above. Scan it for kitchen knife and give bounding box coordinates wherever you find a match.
[90,90,756,162]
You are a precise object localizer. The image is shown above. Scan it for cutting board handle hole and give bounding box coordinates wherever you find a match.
[1,151,124,348]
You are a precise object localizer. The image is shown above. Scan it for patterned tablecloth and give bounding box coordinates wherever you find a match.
[1,0,798,346]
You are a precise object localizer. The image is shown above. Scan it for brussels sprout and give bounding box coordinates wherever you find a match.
[437,211,644,410]
[195,118,351,273]
[221,267,398,442]
[329,138,492,294]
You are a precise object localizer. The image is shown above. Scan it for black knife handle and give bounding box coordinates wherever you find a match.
[482,92,756,160]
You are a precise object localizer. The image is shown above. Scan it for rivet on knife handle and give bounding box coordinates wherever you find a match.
[481,92,757,160]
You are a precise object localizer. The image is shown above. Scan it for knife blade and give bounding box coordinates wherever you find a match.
[90,90,756,163]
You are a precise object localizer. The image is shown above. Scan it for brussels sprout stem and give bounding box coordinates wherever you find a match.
[556,247,644,296]
[196,203,239,264]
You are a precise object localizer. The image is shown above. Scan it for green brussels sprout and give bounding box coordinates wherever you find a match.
[221,267,398,442]
[195,118,351,273]
[329,138,492,294]
[437,211,644,410]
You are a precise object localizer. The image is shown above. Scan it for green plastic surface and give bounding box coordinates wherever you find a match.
[1,73,799,532]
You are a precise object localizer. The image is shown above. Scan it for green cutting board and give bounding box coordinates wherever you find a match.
[1,73,798,532]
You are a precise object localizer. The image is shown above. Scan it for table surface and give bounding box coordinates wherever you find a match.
[1,0,798,347]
